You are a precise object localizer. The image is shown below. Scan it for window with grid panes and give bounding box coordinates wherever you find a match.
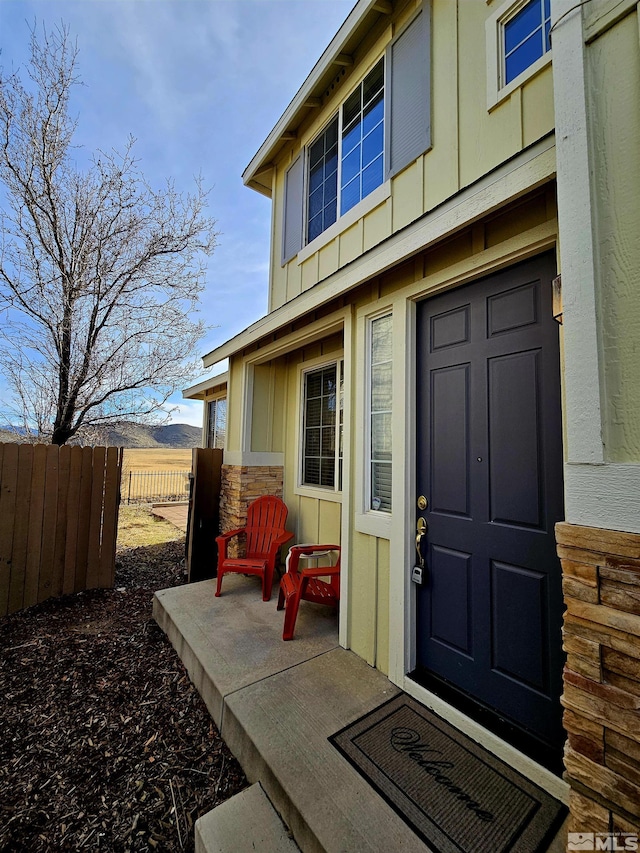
[503,0,551,86]
[307,117,339,243]
[282,7,430,260]
[369,315,392,512]
[302,363,343,489]
[341,59,384,215]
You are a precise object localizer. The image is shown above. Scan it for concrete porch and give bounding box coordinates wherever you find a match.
[153,576,568,853]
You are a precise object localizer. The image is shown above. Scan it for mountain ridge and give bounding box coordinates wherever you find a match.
[0,422,202,449]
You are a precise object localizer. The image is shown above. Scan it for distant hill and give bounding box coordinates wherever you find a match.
[0,423,202,449]
[103,422,202,448]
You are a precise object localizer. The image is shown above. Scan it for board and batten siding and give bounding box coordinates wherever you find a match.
[269,0,555,314]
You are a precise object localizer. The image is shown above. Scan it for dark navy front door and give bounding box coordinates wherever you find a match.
[414,253,565,755]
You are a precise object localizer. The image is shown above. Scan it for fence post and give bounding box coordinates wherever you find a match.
[128,470,132,505]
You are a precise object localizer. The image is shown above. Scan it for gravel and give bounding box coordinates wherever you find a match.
[0,541,247,852]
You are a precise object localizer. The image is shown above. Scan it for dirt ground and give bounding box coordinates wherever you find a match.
[0,534,247,852]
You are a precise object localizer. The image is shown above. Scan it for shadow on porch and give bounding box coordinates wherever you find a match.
[153,575,567,852]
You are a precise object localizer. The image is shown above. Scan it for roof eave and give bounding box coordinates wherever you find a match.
[242,0,391,194]
[182,371,229,400]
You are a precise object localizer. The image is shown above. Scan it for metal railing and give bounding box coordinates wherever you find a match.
[124,470,190,504]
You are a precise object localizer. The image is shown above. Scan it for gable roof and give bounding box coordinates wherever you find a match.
[242,0,394,196]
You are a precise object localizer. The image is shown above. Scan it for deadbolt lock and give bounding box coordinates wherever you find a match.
[417,495,428,511]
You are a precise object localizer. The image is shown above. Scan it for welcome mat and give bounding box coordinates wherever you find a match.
[330,694,566,853]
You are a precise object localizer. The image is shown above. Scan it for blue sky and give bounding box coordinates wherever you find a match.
[0,0,354,427]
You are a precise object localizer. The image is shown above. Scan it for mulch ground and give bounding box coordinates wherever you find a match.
[0,540,247,852]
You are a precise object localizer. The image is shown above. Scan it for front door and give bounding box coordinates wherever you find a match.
[413,253,565,762]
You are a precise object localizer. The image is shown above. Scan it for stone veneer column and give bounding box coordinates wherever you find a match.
[219,465,284,535]
[557,522,640,836]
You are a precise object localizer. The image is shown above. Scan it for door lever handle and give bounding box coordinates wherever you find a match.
[415,517,428,567]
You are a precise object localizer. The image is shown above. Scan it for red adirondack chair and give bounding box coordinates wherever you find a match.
[277,544,341,640]
[215,496,293,601]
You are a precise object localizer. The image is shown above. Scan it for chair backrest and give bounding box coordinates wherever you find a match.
[245,496,289,558]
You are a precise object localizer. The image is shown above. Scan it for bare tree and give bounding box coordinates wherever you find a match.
[0,23,217,444]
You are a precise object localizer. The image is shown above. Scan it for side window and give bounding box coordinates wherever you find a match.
[487,0,552,107]
[301,362,343,490]
[307,116,338,243]
[368,314,392,512]
[207,398,226,449]
[503,0,551,86]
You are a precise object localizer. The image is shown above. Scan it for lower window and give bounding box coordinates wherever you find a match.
[207,397,226,449]
[301,362,343,490]
[369,314,392,512]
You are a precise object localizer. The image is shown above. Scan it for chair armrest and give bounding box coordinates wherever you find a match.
[266,530,295,562]
[300,564,340,579]
[216,528,246,562]
[216,527,245,546]
[286,544,341,577]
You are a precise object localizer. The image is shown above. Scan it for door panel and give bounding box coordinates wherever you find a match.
[414,253,564,754]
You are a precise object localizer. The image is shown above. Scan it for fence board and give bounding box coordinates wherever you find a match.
[9,445,33,613]
[63,446,83,595]
[52,446,70,598]
[24,445,47,609]
[74,447,94,592]
[38,445,60,601]
[87,446,106,589]
[0,444,18,615]
[99,447,122,588]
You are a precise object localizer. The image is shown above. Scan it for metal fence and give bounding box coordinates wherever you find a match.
[124,469,190,504]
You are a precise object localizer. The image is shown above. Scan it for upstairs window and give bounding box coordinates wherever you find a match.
[341,59,385,215]
[282,5,431,262]
[503,0,551,86]
[307,59,385,244]
[308,117,338,243]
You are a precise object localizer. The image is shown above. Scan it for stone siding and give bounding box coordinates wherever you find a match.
[557,522,640,834]
[219,465,284,535]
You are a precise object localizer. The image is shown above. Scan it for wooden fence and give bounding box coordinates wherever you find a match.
[0,443,123,616]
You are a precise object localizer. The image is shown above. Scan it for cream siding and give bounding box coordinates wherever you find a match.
[586,10,640,462]
[266,0,556,313]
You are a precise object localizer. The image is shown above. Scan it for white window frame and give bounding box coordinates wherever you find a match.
[206,395,227,449]
[486,0,553,110]
[365,311,393,516]
[303,57,386,250]
[354,306,393,539]
[296,356,344,502]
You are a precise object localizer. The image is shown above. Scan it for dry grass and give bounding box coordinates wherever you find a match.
[117,504,183,550]
[123,448,192,472]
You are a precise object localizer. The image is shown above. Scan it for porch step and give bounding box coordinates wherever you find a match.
[195,783,300,853]
[154,578,569,853]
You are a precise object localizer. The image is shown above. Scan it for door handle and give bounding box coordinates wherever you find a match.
[415,517,428,567]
